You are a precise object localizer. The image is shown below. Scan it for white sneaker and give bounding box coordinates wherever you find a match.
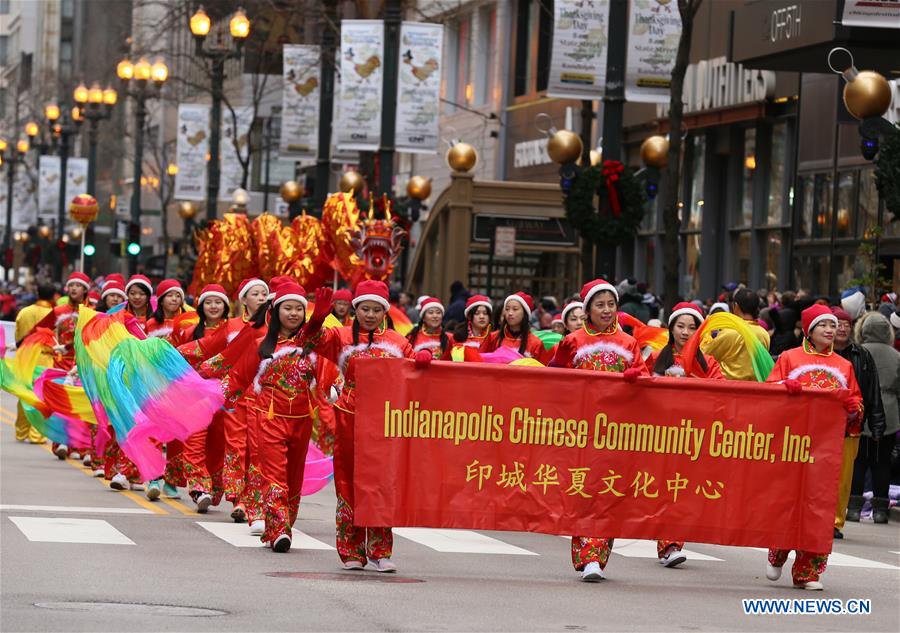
[129,482,144,491]
[54,444,69,460]
[659,547,687,568]
[369,558,397,573]
[580,561,605,581]
[342,560,364,570]
[799,581,824,591]
[195,493,212,513]
[92,468,105,478]
[109,473,128,490]
[69,451,81,461]
[82,453,91,467]
[249,520,265,536]
[766,563,783,581]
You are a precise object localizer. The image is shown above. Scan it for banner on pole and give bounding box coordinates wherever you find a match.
[547,0,610,100]
[38,155,61,220]
[841,0,900,28]
[336,20,384,152]
[174,104,211,201]
[395,22,443,154]
[219,106,255,201]
[624,0,681,104]
[0,164,38,230]
[281,44,322,158]
[354,360,845,553]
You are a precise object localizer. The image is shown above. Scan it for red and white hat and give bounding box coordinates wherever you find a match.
[419,297,445,316]
[561,301,584,323]
[66,271,91,290]
[100,281,127,300]
[668,301,704,326]
[333,288,353,303]
[267,275,294,300]
[353,280,390,311]
[272,282,308,308]
[503,292,535,318]
[465,294,492,317]
[551,311,564,326]
[125,274,153,295]
[198,284,230,307]
[580,279,618,307]
[88,291,100,305]
[155,278,184,300]
[801,304,837,336]
[102,273,125,289]
[237,278,268,302]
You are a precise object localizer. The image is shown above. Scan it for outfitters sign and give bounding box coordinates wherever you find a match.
[354,360,845,553]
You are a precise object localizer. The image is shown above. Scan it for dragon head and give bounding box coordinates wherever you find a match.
[350,194,406,282]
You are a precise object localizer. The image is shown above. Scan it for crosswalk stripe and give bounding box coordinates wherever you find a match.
[610,539,724,561]
[196,521,335,549]
[749,547,900,570]
[8,516,135,544]
[0,504,152,515]
[393,528,539,555]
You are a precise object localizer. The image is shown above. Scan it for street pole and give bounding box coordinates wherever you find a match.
[314,0,337,212]
[55,132,70,279]
[4,159,14,280]
[263,117,272,212]
[86,120,99,196]
[130,96,146,275]
[206,59,225,222]
[378,0,402,197]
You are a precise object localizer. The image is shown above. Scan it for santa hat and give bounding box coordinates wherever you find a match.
[100,281,127,301]
[66,271,91,290]
[333,289,353,303]
[415,295,429,310]
[237,278,268,302]
[267,275,294,300]
[155,278,184,300]
[880,292,897,305]
[891,310,900,330]
[551,311,563,326]
[419,297,445,316]
[125,274,153,295]
[580,279,618,307]
[801,304,838,336]
[831,306,852,323]
[561,301,583,323]
[87,291,100,305]
[272,282,308,308]
[465,294,492,317]
[198,284,230,307]
[353,280,390,311]
[102,273,125,289]
[709,302,731,314]
[503,292,535,318]
[840,287,866,320]
[668,301,704,326]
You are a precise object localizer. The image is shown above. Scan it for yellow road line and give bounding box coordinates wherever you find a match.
[159,497,195,515]
[121,491,169,515]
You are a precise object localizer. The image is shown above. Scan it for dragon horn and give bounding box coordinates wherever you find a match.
[368,192,375,220]
[383,193,392,219]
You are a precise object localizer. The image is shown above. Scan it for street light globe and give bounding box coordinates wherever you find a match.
[190,6,211,37]
[72,106,84,122]
[88,83,104,104]
[116,59,134,80]
[167,163,179,176]
[230,8,250,40]
[38,225,51,238]
[0,139,7,152]
[151,60,168,84]
[74,83,89,104]
[134,58,152,81]
[232,187,250,207]
[103,87,118,106]
[25,122,39,138]
[45,103,61,122]
[16,139,29,154]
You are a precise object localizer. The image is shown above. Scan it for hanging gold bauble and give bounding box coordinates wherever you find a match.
[339,170,365,194]
[178,201,197,220]
[446,142,478,172]
[279,180,303,203]
[843,70,892,120]
[640,135,670,168]
[406,175,431,200]
[547,129,583,165]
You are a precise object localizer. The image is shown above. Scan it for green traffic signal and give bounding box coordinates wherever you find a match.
[127,242,142,256]
[83,244,96,257]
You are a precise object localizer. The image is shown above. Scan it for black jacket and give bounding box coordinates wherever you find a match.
[837,343,886,440]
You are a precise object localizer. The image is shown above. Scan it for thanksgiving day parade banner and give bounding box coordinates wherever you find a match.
[354,360,847,553]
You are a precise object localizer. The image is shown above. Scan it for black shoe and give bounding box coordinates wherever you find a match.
[872,497,890,524]
[845,494,864,522]
[272,534,291,553]
[833,528,843,539]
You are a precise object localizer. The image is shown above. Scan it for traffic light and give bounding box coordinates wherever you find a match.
[82,225,96,257]
[83,244,96,257]
[127,221,141,256]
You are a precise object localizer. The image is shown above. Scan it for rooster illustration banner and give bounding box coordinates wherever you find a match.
[395,22,443,154]
[174,104,211,201]
[219,106,255,201]
[281,44,321,158]
[337,20,384,152]
[547,0,611,100]
[38,155,88,222]
[354,359,846,553]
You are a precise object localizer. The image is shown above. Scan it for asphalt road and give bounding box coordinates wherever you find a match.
[1,394,899,632]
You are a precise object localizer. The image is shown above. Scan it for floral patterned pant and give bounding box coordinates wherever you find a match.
[103,436,140,483]
[768,549,829,585]
[163,441,185,487]
[183,410,226,504]
[571,538,685,570]
[222,403,250,502]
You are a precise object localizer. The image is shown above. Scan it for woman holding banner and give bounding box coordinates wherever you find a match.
[764,304,863,591]
[407,297,448,359]
[463,295,493,347]
[481,292,552,363]
[551,279,649,581]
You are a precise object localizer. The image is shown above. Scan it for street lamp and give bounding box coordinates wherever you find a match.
[0,136,32,279]
[42,102,83,278]
[118,54,168,274]
[189,5,251,221]
[73,81,117,196]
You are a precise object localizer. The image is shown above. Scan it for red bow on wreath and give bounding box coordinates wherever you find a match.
[601,160,625,217]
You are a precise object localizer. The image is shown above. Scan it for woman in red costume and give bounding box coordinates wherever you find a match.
[407,297,448,359]
[463,295,493,347]
[331,288,354,326]
[561,301,585,335]
[481,292,552,364]
[122,275,154,330]
[99,281,127,312]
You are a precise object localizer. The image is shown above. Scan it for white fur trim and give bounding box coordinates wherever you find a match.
[583,283,618,308]
[55,311,79,327]
[710,302,730,313]
[238,279,268,301]
[199,291,231,307]
[465,300,492,317]
[503,295,531,318]
[337,341,404,372]
[352,294,389,310]
[159,287,185,300]
[273,293,307,308]
[806,313,837,335]
[463,339,482,348]
[101,288,127,300]
[125,279,153,294]
[668,307,704,326]
[252,346,317,393]
[66,278,91,290]
[420,303,445,316]
[147,326,174,339]
[413,340,442,353]
[787,363,848,389]
[227,330,241,343]
[561,302,583,322]
[572,340,634,367]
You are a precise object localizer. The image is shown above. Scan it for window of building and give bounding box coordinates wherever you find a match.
[792,254,829,293]
[513,0,553,97]
[835,171,855,238]
[513,0,534,97]
[812,173,832,239]
[764,230,783,291]
[0,0,9,14]
[456,16,471,106]
[474,6,497,106]
[767,122,788,225]
[536,1,553,93]
[683,234,701,298]
[798,174,814,238]
[61,0,74,18]
[686,134,705,231]
[739,127,756,227]
[0,36,7,67]
[733,232,751,285]
[858,168,879,236]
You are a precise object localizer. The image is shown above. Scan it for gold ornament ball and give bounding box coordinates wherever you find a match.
[339,170,365,194]
[406,175,431,200]
[69,193,99,225]
[547,130,583,165]
[446,142,478,172]
[280,180,303,203]
[178,201,197,220]
[843,71,892,120]
[640,135,670,168]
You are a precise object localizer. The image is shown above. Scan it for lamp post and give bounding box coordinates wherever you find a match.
[117,56,168,274]
[1,138,30,279]
[44,102,82,279]
[73,82,117,196]
[188,6,251,222]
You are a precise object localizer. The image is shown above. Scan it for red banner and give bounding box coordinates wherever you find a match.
[353,359,846,553]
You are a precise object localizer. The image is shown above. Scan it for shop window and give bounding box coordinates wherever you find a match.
[764,230,783,291]
[686,135,705,231]
[474,7,497,106]
[833,254,865,292]
[536,1,553,93]
[812,173,832,239]
[858,169,879,236]
[684,234,701,299]
[767,122,788,225]
[733,232,751,286]
[799,174,814,238]
[513,0,553,97]
[739,128,756,227]
[835,171,855,238]
[791,255,829,294]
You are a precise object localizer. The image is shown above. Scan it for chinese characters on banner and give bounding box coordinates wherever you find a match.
[336,20,384,152]
[841,0,900,28]
[174,104,211,202]
[37,156,88,223]
[547,0,610,100]
[625,0,681,103]
[395,22,443,154]
[0,164,38,230]
[280,44,321,158]
[218,106,255,201]
[354,360,845,553]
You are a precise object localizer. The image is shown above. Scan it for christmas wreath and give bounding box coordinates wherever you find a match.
[564,160,646,246]
[874,122,900,224]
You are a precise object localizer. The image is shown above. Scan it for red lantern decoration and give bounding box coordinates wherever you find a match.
[69,193,99,225]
